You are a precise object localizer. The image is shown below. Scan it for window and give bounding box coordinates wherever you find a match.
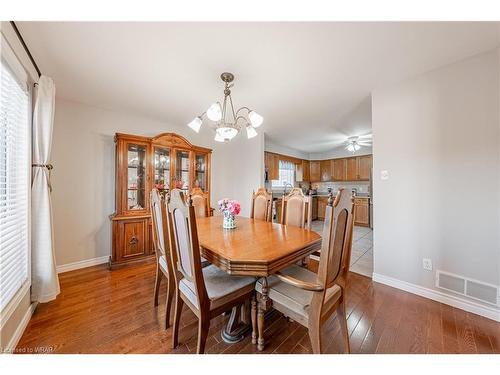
[0,41,30,312]
[271,160,295,188]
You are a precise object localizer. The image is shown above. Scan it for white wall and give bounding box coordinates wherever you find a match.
[265,136,309,159]
[372,50,500,307]
[51,98,263,266]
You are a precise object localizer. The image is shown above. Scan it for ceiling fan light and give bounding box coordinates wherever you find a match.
[346,144,355,152]
[187,117,202,133]
[246,125,258,139]
[207,103,222,121]
[354,143,361,151]
[248,110,263,128]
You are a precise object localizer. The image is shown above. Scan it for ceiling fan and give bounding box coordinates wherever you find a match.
[345,134,372,153]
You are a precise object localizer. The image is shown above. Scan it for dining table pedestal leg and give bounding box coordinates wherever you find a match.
[221,302,252,343]
[257,277,271,351]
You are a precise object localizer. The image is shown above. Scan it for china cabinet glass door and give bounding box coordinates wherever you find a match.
[153,147,170,191]
[127,143,147,210]
[174,150,190,192]
[194,153,207,191]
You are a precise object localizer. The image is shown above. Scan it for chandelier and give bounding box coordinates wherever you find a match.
[187,72,264,142]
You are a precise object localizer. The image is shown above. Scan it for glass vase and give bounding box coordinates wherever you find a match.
[223,211,236,229]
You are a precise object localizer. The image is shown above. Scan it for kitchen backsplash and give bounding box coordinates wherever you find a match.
[306,181,370,195]
[265,180,370,195]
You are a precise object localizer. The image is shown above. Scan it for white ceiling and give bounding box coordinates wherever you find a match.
[17,22,500,153]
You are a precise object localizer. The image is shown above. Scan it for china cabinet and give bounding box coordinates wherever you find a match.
[110,132,212,267]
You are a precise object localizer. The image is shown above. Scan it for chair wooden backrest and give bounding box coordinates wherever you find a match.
[191,187,210,218]
[280,188,312,230]
[250,188,272,222]
[150,189,171,269]
[166,189,209,309]
[312,188,354,317]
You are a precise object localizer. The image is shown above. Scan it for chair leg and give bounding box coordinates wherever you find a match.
[308,319,322,354]
[196,317,210,354]
[153,264,162,307]
[165,276,174,329]
[336,297,350,354]
[172,291,184,349]
[251,294,257,344]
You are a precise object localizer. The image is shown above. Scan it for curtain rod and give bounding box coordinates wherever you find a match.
[10,21,42,78]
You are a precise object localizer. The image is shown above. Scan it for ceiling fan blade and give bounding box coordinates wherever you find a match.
[358,134,373,139]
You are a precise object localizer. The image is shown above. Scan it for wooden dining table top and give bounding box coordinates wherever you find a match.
[196,216,322,276]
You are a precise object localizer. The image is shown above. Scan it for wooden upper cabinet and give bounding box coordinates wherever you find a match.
[357,155,372,180]
[333,159,346,181]
[345,157,358,181]
[320,160,333,182]
[265,152,279,181]
[302,160,310,181]
[310,161,321,182]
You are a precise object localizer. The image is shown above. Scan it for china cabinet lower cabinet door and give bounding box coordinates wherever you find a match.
[112,218,152,265]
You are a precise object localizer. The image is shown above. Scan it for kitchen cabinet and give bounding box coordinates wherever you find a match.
[333,158,346,181]
[295,160,310,182]
[265,152,279,181]
[310,161,321,182]
[320,160,333,182]
[345,157,358,181]
[311,197,318,220]
[317,196,328,220]
[346,155,372,181]
[357,155,372,180]
[354,197,370,226]
[302,160,310,181]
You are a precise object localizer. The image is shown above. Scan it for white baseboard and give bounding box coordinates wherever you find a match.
[56,255,109,274]
[3,303,37,353]
[372,273,500,322]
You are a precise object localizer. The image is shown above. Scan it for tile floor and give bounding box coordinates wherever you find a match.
[310,220,373,278]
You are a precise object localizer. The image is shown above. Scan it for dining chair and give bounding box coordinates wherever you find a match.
[280,188,312,230]
[256,188,355,353]
[250,187,272,222]
[190,187,212,218]
[166,189,257,354]
[150,188,175,329]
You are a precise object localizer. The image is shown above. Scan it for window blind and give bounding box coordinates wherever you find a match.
[0,55,30,311]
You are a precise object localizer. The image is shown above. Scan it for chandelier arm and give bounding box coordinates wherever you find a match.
[234,116,250,130]
[228,94,237,123]
[235,106,251,116]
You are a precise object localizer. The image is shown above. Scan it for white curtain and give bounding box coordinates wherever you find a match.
[31,75,59,303]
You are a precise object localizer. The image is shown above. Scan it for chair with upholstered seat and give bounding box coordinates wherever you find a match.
[280,188,312,230]
[256,188,354,353]
[250,188,272,222]
[150,189,175,329]
[190,187,212,218]
[166,189,257,354]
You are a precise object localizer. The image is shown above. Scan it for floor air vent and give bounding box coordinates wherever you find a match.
[436,270,499,306]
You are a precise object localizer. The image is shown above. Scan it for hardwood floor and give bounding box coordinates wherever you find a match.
[16,261,500,354]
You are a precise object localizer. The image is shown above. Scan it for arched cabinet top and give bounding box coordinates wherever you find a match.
[115,132,212,153]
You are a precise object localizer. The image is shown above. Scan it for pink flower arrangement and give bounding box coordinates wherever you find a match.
[218,198,241,216]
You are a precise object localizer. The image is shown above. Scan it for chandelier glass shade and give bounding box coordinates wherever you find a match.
[187,72,263,142]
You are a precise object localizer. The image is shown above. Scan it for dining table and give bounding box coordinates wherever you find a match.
[195,215,322,351]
